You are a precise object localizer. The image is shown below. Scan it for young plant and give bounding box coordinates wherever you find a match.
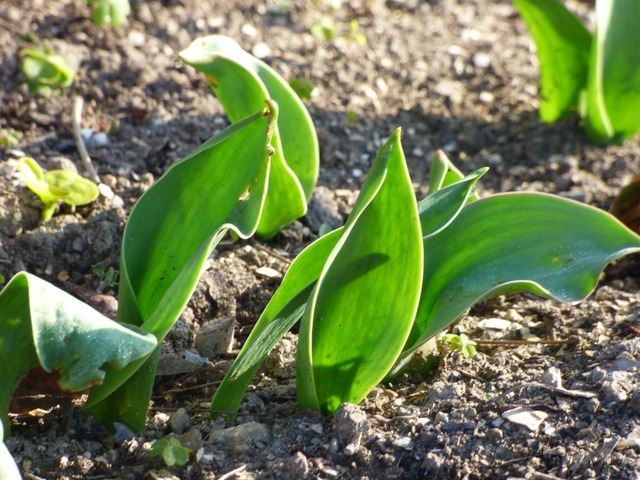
[149,437,193,467]
[0,272,157,435]
[179,36,319,238]
[88,0,131,27]
[512,0,640,144]
[19,157,100,221]
[439,334,477,359]
[210,137,640,416]
[80,103,278,431]
[0,103,278,439]
[20,46,76,96]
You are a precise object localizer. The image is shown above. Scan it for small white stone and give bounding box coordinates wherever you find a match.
[477,318,511,331]
[502,407,548,432]
[241,24,258,36]
[252,42,271,59]
[256,266,281,278]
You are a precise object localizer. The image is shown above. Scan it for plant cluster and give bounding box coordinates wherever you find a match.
[512,0,640,144]
[2,26,640,476]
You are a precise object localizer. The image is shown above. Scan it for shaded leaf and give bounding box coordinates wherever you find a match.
[0,272,156,434]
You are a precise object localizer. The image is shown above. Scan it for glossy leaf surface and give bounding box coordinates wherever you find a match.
[406,193,640,353]
[0,272,156,433]
[210,229,341,416]
[179,35,318,237]
[297,129,423,414]
[511,0,591,121]
[84,106,276,431]
[584,0,640,144]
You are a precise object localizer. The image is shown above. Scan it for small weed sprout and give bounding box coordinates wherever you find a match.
[18,157,99,221]
[149,437,193,467]
[439,333,477,358]
[88,0,131,27]
[20,46,76,96]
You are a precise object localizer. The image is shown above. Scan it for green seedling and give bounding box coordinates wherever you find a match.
[149,437,193,467]
[92,263,119,290]
[20,46,76,96]
[0,128,22,147]
[179,36,318,239]
[1,103,278,436]
[512,0,640,144]
[18,157,99,221]
[18,157,98,220]
[346,20,367,46]
[88,0,131,27]
[211,138,640,416]
[310,17,338,40]
[81,103,278,431]
[439,333,477,359]
[289,78,316,101]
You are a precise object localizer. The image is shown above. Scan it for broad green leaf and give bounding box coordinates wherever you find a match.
[405,193,640,354]
[179,36,319,238]
[511,0,592,121]
[1,422,21,480]
[297,129,424,414]
[419,167,487,237]
[44,170,99,205]
[584,0,640,144]
[83,106,276,431]
[0,272,157,434]
[210,229,341,416]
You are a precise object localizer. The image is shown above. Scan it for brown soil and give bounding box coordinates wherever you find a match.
[1,0,640,479]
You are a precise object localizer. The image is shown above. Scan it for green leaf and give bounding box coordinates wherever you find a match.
[44,170,99,206]
[89,0,131,27]
[83,105,277,431]
[19,157,99,221]
[584,0,640,144]
[405,193,640,355]
[419,167,487,237]
[210,229,341,416]
[0,272,157,434]
[21,46,76,95]
[179,36,319,238]
[511,0,592,121]
[297,129,424,414]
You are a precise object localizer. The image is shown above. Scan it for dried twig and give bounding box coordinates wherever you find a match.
[491,381,597,403]
[218,465,247,480]
[72,96,101,184]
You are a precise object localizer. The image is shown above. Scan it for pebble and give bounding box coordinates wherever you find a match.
[194,316,235,358]
[170,408,191,434]
[501,407,548,432]
[210,422,270,449]
[286,451,310,477]
[542,366,563,388]
[113,422,136,444]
